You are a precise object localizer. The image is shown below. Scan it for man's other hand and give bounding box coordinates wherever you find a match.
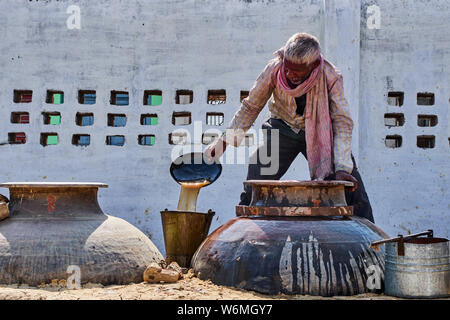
[204,138,227,162]
[335,170,358,192]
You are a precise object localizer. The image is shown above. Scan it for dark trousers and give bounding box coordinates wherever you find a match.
[239,118,375,223]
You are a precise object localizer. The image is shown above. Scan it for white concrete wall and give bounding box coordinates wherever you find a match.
[359,0,449,238]
[0,0,447,256]
[0,0,333,254]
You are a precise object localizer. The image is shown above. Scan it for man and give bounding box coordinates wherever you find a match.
[205,33,374,222]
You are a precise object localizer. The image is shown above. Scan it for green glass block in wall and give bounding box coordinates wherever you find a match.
[149,95,162,106]
[50,115,61,125]
[150,117,158,125]
[140,135,155,145]
[53,93,63,104]
[47,135,58,145]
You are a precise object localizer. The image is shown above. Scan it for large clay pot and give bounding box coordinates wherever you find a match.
[0,182,164,286]
[192,180,389,296]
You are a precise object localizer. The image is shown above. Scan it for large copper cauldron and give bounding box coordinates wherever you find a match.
[191,180,389,296]
[0,182,164,285]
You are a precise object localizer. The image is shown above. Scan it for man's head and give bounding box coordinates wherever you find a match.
[283,33,321,84]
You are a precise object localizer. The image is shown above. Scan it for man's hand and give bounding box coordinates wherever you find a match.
[335,170,358,192]
[204,138,227,162]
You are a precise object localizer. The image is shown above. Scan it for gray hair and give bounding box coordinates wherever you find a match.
[283,33,321,66]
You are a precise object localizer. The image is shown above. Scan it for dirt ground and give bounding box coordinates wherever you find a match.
[0,272,407,300]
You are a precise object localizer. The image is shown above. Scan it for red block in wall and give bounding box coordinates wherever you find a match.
[19,114,29,124]
[20,94,32,103]
[15,133,26,143]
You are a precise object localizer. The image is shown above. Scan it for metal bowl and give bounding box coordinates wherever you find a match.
[170,152,222,185]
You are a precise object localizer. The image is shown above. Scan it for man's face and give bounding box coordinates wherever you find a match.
[284,59,320,84]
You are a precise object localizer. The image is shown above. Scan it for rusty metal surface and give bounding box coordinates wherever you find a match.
[0,183,164,285]
[244,180,354,187]
[236,205,353,217]
[192,179,389,296]
[161,209,214,268]
[246,180,350,207]
[192,216,388,296]
[7,186,104,218]
[0,182,108,188]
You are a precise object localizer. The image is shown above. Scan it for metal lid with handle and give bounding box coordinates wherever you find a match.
[370,229,434,256]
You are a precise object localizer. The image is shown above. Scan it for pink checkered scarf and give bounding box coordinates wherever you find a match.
[274,49,333,180]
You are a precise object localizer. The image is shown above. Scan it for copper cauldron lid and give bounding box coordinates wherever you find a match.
[238,179,354,217]
[243,180,354,187]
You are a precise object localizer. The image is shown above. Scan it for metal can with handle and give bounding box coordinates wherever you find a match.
[385,237,449,298]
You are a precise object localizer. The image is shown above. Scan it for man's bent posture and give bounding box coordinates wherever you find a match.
[205,33,374,223]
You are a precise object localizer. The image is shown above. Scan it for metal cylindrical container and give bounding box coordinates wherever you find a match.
[0,182,164,286]
[385,237,449,298]
[192,180,389,296]
[161,209,215,267]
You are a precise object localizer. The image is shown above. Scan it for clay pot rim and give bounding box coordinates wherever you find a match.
[244,180,354,187]
[0,182,108,188]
